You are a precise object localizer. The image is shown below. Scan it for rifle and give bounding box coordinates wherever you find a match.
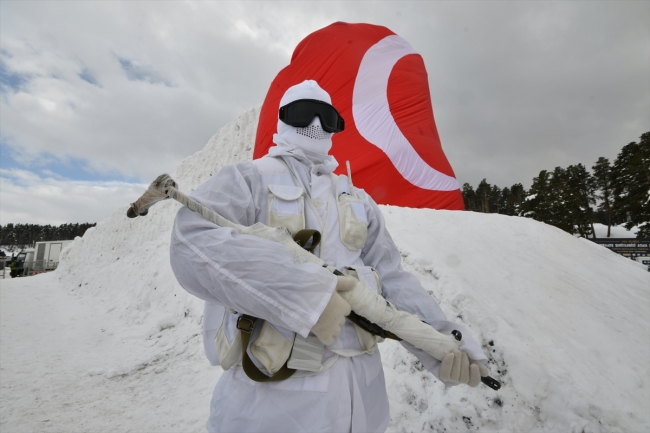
[127,174,500,391]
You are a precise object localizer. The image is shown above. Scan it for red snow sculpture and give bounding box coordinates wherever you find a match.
[254,22,464,210]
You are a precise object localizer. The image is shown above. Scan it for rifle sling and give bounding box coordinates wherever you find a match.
[292,229,321,253]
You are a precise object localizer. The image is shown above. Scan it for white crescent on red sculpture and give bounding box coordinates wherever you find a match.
[254,22,464,209]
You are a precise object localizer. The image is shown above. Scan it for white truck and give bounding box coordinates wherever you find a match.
[27,240,73,274]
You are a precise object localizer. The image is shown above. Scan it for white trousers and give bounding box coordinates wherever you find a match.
[207,351,390,433]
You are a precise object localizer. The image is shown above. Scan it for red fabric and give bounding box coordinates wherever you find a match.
[254,22,464,210]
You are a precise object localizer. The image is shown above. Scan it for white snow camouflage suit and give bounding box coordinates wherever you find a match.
[170,80,485,433]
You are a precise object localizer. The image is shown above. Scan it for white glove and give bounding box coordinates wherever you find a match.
[337,277,460,360]
[311,277,354,346]
[439,350,489,387]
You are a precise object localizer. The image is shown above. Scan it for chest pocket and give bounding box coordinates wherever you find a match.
[267,184,306,236]
[337,191,368,251]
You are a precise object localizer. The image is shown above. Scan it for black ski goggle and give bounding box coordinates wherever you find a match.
[278,99,345,133]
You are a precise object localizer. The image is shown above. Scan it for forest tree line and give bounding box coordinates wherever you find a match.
[0,223,96,250]
[461,132,649,238]
[1,134,647,248]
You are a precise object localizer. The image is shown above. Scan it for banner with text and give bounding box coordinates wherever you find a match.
[589,238,649,259]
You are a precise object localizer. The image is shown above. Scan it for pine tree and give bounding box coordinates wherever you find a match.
[524,170,552,222]
[508,183,526,216]
[592,157,615,237]
[547,166,574,233]
[524,167,584,234]
[476,179,491,213]
[611,132,650,238]
[462,183,477,211]
[500,187,511,214]
[565,164,596,238]
[489,185,502,213]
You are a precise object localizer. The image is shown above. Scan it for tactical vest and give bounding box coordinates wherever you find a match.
[207,156,383,380]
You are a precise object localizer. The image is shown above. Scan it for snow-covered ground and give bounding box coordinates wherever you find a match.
[592,223,638,238]
[1,107,648,433]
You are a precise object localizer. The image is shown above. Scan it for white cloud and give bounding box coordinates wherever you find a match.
[0,2,302,181]
[0,1,648,224]
[0,169,146,225]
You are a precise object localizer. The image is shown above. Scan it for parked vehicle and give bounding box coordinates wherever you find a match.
[8,252,27,277]
[25,240,72,274]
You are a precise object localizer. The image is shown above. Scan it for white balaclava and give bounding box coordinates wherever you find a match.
[272,80,335,158]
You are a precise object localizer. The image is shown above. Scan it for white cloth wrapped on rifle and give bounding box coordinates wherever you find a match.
[131,173,477,364]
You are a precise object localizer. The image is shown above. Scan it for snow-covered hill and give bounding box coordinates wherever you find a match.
[1,107,648,433]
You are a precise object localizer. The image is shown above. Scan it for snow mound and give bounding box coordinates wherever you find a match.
[47,106,650,432]
[382,209,648,432]
[57,105,261,329]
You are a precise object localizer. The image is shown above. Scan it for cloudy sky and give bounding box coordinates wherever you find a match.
[1,1,648,225]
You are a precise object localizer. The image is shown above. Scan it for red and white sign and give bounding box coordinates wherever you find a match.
[254,22,464,210]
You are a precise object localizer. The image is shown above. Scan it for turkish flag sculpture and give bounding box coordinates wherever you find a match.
[254,22,464,210]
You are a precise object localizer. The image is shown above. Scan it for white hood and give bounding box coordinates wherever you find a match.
[272,80,335,161]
